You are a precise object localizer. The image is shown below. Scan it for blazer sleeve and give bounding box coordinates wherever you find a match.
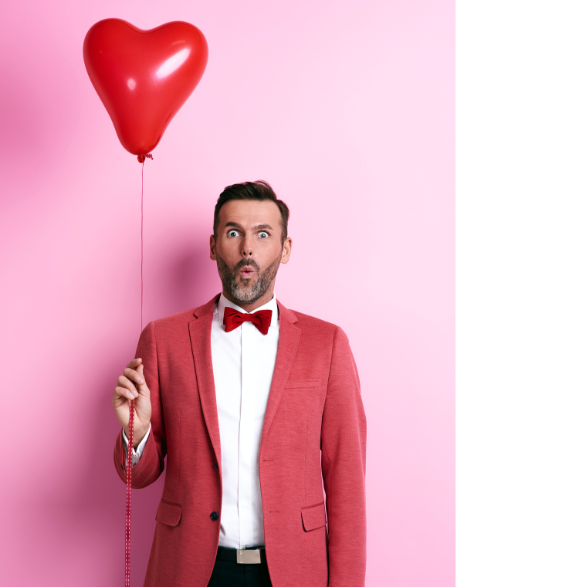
[113,320,167,488]
[321,326,367,587]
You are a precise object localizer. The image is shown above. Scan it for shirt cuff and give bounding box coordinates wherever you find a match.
[122,423,151,467]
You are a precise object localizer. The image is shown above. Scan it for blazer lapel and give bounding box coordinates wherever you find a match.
[261,300,301,445]
[189,295,222,467]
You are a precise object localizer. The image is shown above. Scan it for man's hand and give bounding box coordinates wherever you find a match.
[113,358,152,448]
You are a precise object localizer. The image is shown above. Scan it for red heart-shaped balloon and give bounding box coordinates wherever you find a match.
[83,19,208,156]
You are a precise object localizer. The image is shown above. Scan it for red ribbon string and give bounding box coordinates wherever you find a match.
[126,155,149,586]
[126,400,134,586]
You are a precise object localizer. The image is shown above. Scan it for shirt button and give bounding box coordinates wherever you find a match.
[210,511,219,521]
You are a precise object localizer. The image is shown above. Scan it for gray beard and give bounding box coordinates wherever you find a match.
[216,252,281,305]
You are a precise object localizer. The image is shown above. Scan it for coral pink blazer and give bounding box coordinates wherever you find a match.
[113,295,367,587]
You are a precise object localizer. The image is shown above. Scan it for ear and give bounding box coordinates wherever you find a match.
[210,234,217,261]
[280,237,292,264]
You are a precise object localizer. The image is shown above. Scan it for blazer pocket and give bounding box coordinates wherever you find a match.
[301,502,326,531]
[156,499,182,527]
[285,379,322,389]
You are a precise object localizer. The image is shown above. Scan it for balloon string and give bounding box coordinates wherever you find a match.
[126,156,149,587]
[141,160,144,335]
[126,401,134,587]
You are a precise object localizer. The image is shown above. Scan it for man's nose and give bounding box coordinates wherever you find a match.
[241,234,254,256]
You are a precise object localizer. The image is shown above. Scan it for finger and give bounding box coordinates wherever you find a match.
[114,386,138,402]
[136,364,149,395]
[123,367,146,389]
[126,358,142,369]
[117,375,138,395]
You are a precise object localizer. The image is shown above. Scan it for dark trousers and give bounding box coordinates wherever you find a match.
[207,552,273,587]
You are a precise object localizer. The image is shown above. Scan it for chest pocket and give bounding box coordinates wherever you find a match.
[285,379,321,389]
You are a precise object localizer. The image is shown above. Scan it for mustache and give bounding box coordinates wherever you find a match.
[234,258,260,272]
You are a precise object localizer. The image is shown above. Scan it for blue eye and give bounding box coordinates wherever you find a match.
[259,231,269,239]
[228,230,239,237]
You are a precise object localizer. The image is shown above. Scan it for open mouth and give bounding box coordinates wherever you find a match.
[239,267,256,279]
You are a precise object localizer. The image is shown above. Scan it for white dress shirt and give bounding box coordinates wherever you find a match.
[122,293,280,548]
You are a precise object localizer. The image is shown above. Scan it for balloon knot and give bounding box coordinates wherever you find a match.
[137,153,153,163]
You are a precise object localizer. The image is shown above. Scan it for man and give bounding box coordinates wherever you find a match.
[112,181,367,587]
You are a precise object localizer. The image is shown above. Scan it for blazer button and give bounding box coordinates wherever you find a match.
[214,462,219,469]
[210,511,219,521]
[120,464,124,470]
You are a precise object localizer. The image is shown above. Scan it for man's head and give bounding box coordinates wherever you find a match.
[210,180,292,310]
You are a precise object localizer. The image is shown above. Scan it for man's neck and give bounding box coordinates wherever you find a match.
[222,288,275,312]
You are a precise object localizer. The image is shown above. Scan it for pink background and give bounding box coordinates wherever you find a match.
[0,1,454,585]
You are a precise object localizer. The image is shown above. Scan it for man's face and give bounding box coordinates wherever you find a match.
[210,199,292,308]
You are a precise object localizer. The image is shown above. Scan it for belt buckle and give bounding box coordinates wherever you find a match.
[236,549,261,564]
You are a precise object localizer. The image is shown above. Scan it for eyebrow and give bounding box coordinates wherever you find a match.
[224,222,273,231]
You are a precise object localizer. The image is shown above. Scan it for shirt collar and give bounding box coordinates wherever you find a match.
[216,293,279,328]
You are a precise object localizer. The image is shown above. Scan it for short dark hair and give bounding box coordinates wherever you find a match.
[213,180,290,244]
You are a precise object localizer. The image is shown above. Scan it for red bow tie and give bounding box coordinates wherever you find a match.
[223,307,273,335]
